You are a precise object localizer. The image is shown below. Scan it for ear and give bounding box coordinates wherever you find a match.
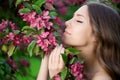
[91,35,97,43]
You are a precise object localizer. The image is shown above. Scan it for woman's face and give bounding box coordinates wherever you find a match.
[63,5,95,48]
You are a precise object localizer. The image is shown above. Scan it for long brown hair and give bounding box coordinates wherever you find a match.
[86,2,120,80]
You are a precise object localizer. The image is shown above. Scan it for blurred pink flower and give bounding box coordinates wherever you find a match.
[42,11,50,21]
[22,11,36,24]
[112,0,120,3]
[53,74,62,80]
[45,22,53,30]
[12,35,21,46]
[55,1,64,8]
[22,35,31,44]
[54,17,61,25]
[58,6,67,15]
[64,0,85,5]
[40,32,49,38]
[48,33,57,46]
[7,58,18,72]
[76,73,83,80]
[9,21,19,30]
[37,34,50,52]
[0,19,8,31]
[70,62,83,77]
[6,32,15,41]
[46,0,54,4]
[20,58,30,67]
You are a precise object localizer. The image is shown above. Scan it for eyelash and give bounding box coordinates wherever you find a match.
[76,20,83,23]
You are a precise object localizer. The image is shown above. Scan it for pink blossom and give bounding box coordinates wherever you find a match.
[22,35,31,44]
[70,62,83,77]
[54,17,61,25]
[29,18,38,28]
[37,35,50,51]
[46,0,54,4]
[55,1,64,8]
[7,58,18,72]
[42,10,50,21]
[58,6,67,15]
[53,74,62,80]
[22,11,36,23]
[12,35,21,46]
[6,32,15,41]
[9,21,19,30]
[45,22,53,30]
[42,10,49,17]
[0,19,8,31]
[48,33,57,46]
[76,73,83,80]
[112,0,120,3]
[64,0,85,5]
[40,32,49,38]
[20,58,30,67]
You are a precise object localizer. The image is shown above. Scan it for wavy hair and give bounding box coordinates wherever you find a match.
[86,2,120,80]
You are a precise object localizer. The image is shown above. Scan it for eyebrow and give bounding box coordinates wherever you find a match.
[74,13,85,18]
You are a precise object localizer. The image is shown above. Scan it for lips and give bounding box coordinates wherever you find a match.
[64,30,71,35]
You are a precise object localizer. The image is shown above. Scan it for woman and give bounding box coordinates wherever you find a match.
[37,2,120,80]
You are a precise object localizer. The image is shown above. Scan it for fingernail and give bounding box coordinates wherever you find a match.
[60,44,63,47]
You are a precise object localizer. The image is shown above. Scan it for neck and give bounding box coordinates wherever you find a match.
[74,42,104,78]
[83,59,104,78]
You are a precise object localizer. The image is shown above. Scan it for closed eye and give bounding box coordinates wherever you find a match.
[76,20,83,23]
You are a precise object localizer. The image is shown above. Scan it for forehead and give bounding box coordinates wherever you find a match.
[74,5,89,18]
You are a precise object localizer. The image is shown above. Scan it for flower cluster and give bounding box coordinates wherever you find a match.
[16,0,60,54]
[51,47,88,80]
[19,10,57,53]
[0,0,60,79]
[0,0,119,80]
[0,19,31,46]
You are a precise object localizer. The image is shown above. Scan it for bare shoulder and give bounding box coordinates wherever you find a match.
[92,72,112,80]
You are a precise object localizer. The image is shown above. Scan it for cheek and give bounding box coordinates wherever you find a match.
[63,29,89,46]
[72,30,88,45]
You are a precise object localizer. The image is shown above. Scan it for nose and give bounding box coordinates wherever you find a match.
[65,19,71,27]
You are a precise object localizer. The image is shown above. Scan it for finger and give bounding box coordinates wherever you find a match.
[49,46,58,69]
[59,54,65,70]
[61,47,65,54]
[53,45,62,68]
[59,48,64,64]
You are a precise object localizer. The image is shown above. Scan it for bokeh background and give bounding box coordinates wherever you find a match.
[0,0,120,80]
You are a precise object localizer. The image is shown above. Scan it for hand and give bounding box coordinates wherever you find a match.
[48,44,65,78]
[37,54,49,80]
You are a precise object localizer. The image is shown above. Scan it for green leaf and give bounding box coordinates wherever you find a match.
[32,5,42,14]
[53,31,60,37]
[37,28,45,34]
[27,40,36,57]
[15,0,22,7]
[66,47,80,55]
[22,26,36,31]
[19,8,31,13]
[13,30,20,34]
[49,11,57,18]
[69,57,78,64]
[78,58,85,64]
[7,45,15,57]
[33,44,40,55]
[61,54,68,64]
[34,0,45,7]
[61,67,67,80]
[0,32,6,38]
[23,2,33,10]
[9,0,14,8]
[2,45,8,53]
